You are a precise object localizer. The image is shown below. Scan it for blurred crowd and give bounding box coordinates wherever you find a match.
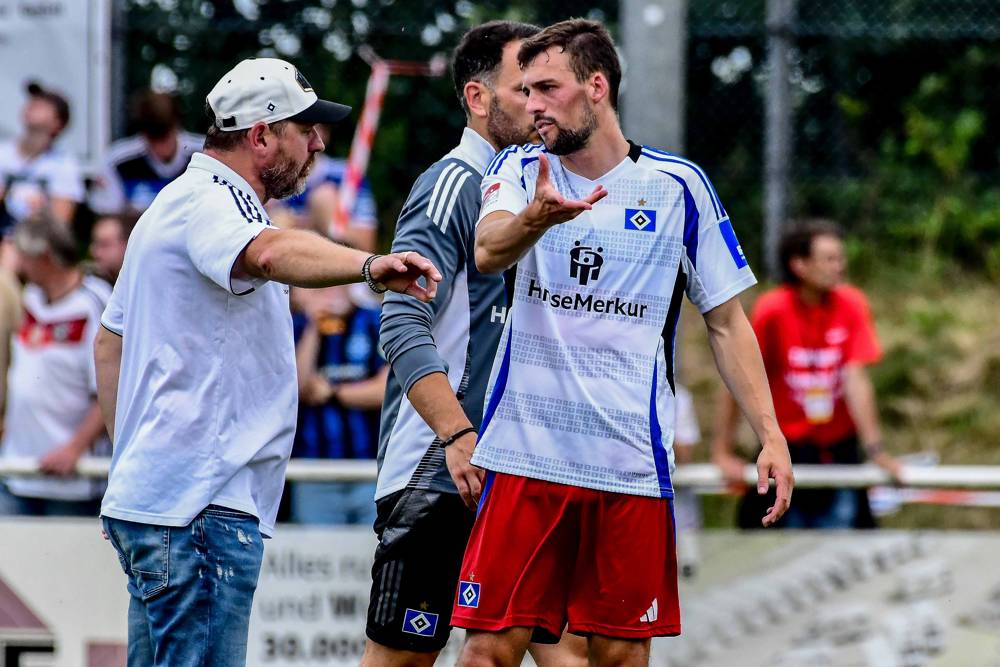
[0,81,384,525]
[0,80,900,535]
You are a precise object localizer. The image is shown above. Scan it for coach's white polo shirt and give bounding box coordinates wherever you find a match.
[100,152,296,536]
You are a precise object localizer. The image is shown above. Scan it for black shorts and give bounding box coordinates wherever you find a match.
[366,488,475,652]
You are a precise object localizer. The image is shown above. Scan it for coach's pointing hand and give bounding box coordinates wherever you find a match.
[524,153,607,229]
[369,251,442,302]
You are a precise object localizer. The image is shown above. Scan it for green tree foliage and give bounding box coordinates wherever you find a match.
[124,0,614,243]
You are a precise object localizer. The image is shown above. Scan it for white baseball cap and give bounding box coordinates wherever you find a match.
[206,58,351,131]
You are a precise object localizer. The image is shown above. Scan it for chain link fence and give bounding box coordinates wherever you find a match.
[689,0,1000,273]
[119,0,1000,269]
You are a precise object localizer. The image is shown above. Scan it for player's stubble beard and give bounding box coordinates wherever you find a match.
[261,147,316,201]
[536,101,598,156]
[487,93,539,148]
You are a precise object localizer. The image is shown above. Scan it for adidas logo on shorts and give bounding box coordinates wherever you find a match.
[639,598,659,623]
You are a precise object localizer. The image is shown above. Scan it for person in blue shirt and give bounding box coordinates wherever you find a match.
[291,284,388,525]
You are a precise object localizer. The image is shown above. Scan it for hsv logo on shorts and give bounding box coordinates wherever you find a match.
[624,208,657,232]
[457,581,480,608]
[402,608,439,636]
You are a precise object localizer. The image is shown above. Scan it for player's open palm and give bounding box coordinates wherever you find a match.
[445,432,484,510]
[370,251,442,303]
[526,153,608,228]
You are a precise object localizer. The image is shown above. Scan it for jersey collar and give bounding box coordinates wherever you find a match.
[187,152,265,211]
[454,127,498,176]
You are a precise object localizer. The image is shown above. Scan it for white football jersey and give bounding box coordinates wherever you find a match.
[472,142,756,497]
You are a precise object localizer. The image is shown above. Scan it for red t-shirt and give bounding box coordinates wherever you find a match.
[750,284,881,446]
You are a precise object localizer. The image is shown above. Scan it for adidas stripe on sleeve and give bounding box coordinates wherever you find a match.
[184,176,272,296]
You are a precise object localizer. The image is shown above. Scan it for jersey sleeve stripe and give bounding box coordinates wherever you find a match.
[486,146,517,176]
[238,190,265,224]
[439,171,473,234]
[430,165,467,228]
[213,176,256,225]
[425,163,461,223]
[641,149,723,219]
[660,171,700,268]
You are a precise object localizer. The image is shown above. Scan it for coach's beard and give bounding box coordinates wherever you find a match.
[487,95,538,148]
[537,105,598,156]
[261,152,315,201]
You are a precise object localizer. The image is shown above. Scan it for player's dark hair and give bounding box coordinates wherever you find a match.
[97,211,140,243]
[517,19,622,110]
[133,90,181,140]
[25,81,71,130]
[202,102,287,152]
[452,20,541,116]
[779,220,845,285]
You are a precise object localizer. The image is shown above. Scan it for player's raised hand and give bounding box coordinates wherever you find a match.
[524,153,607,229]
[445,432,485,510]
[757,440,794,527]
[369,251,442,302]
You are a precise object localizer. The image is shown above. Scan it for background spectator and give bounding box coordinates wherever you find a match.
[0,271,22,434]
[672,383,702,578]
[0,82,83,231]
[0,212,110,516]
[88,212,136,285]
[290,283,387,525]
[269,125,379,252]
[712,221,902,529]
[89,90,202,215]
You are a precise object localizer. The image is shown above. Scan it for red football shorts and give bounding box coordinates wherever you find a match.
[451,472,680,640]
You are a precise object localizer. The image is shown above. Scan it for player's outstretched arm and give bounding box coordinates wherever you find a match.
[238,228,441,300]
[703,297,794,527]
[475,153,607,273]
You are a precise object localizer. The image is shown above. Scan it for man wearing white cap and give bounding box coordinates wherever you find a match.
[93,58,441,666]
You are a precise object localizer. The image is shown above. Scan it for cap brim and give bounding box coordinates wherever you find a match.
[287,99,352,125]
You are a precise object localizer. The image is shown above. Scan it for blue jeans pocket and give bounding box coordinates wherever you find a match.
[104,518,170,601]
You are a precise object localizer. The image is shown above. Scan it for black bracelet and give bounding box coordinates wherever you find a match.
[362,254,387,294]
[441,427,477,448]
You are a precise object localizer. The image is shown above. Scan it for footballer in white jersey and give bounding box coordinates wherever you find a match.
[452,19,793,667]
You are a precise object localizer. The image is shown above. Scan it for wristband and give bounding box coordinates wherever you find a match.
[362,254,387,294]
[441,427,477,448]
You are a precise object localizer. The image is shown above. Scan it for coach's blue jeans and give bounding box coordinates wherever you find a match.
[103,506,264,667]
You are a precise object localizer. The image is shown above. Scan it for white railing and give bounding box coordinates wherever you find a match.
[3,458,1000,489]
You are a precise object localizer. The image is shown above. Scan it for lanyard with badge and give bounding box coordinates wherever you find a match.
[796,297,836,425]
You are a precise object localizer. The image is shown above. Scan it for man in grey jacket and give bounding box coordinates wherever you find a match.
[363,21,586,667]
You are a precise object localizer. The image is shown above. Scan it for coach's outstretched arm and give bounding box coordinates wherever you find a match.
[704,297,794,527]
[475,153,606,273]
[237,228,441,300]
